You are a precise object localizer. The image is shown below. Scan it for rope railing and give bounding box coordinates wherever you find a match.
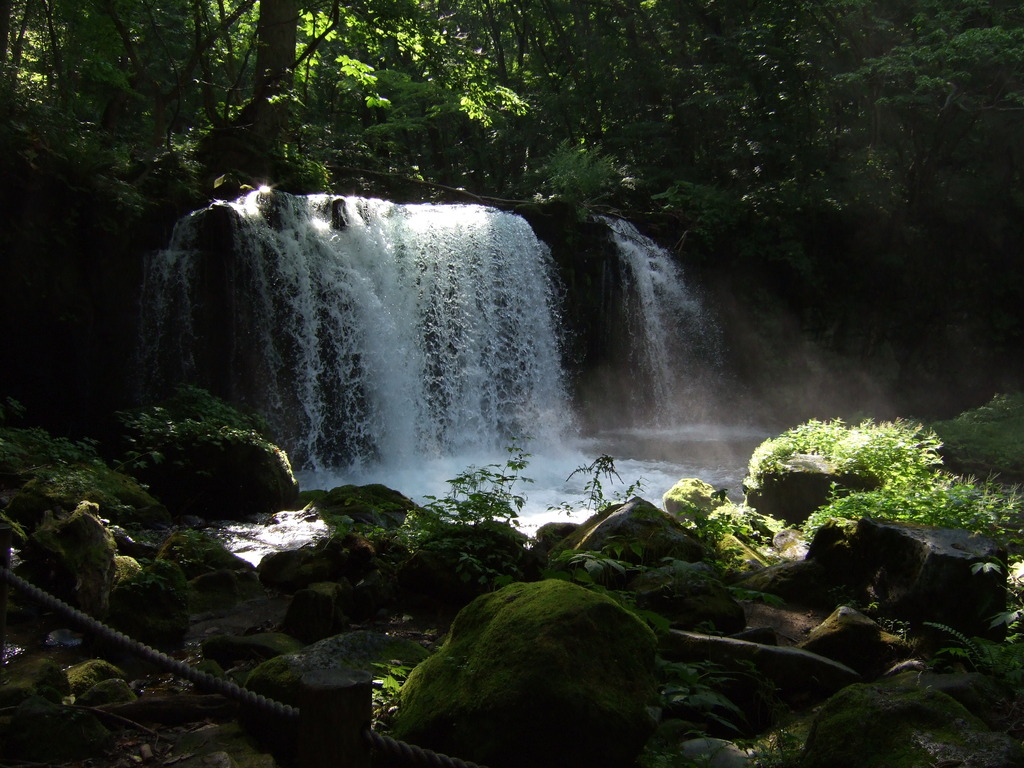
[0,524,488,768]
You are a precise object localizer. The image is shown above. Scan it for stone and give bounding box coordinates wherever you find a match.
[630,559,746,633]
[107,557,190,645]
[663,477,728,519]
[745,453,878,526]
[0,657,70,707]
[807,517,1007,640]
[799,683,1024,768]
[391,579,659,768]
[885,670,1020,732]
[306,483,418,529]
[280,581,352,643]
[202,632,306,668]
[659,629,861,711]
[257,533,376,592]
[797,605,912,678]
[558,496,705,566]
[158,529,256,579]
[244,630,431,709]
[66,658,128,697]
[77,677,137,706]
[23,502,117,617]
[4,696,111,763]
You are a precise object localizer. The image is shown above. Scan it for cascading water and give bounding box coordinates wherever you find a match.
[139,190,573,474]
[140,192,762,536]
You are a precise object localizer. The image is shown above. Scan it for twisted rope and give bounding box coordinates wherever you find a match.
[0,565,299,721]
[364,728,489,768]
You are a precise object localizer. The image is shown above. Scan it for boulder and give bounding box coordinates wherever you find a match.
[0,657,70,708]
[305,483,418,529]
[77,677,137,707]
[630,559,746,633]
[257,533,376,592]
[2,697,111,762]
[663,477,728,520]
[799,683,1024,768]
[66,658,128,697]
[244,630,431,709]
[885,670,1020,732]
[731,559,834,609]
[280,581,352,643]
[157,529,255,579]
[659,629,861,712]
[745,454,878,526]
[558,496,705,565]
[22,502,117,617]
[797,605,911,679]
[201,632,306,668]
[391,579,658,768]
[807,518,1007,640]
[107,558,190,646]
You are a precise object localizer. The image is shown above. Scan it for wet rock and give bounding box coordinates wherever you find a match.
[3,696,111,763]
[306,483,418,529]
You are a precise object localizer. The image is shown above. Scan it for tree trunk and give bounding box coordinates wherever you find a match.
[246,0,299,145]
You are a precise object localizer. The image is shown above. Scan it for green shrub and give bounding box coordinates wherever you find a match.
[746,418,943,492]
[930,392,1024,480]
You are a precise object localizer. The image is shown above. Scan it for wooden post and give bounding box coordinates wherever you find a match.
[0,523,11,668]
[300,668,373,768]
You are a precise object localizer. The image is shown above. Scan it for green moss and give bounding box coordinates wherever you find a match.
[393,579,658,768]
[107,558,190,645]
[931,392,1024,480]
[66,659,127,697]
[157,529,253,579]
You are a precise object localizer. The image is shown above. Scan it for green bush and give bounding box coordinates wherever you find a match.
[746,418,943,492]
[930,392,1024,480]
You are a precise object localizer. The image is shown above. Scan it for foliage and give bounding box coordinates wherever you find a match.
[930,393,1024,480]
[400,444,533,589]
[746,419,944,492]
[925,621,1024,686]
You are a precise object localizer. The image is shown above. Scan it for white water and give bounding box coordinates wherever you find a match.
[141,192,763,542]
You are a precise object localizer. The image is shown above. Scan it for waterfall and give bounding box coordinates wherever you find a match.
[598,216,722,426]
[139,190,573,473]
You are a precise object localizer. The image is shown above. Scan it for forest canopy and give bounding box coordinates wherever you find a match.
[1,0,1023,419]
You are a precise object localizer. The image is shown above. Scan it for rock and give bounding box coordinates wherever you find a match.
[169,722,276,768]
[99,694,239,725]
[680,737,753,767]
[558,496,705,566]
[807,517,1007,640]
[3,464,170,530]
[189,568,265,613]
[22,502,117,617]
[66,658,128,696]
[306,483,418,529]
[244,630,431,709]
[0,657,70,707]
[280,581,352,643]
[659,629,861,712]
[630,559,746,633]
[77,677,137,706]
[391,580,658,768]
[797,605,912,678]
[116,388,299,520]
[731,559,834,608]
[799,683,1024,768]
[885,670,1020,731]
[663,477,728,519]
[107,557,190,645]
[257,533,376,592]
[772,528,808,560]
[202,632,306,668]
[745,453,878,526]
[3,696,111,763]
[158,529,256,579]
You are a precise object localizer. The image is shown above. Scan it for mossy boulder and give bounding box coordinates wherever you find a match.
[557,496,705,567]
[797,605,912,679]
[157,529,255,579]
[800,683,1024,768]
[391,579,659,768]
[630,560,746,633]
[107,557,190,645]
[2,696,111,763]
[663,477,728,519]
[115,386,298,520]
[0,657,70,707]
[3,463,170,529]
[77,677,137,706]
[202,632,306,668]
[280,581,353,643]
[20,501,117,617]
[307,483,419,529]
[257,532,376,592]
[66,658,128,697]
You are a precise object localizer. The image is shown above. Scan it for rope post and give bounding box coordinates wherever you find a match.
[0,523,10,668]
[299,668,373,768]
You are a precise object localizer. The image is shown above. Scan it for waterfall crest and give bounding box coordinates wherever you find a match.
[139,191,573,472]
